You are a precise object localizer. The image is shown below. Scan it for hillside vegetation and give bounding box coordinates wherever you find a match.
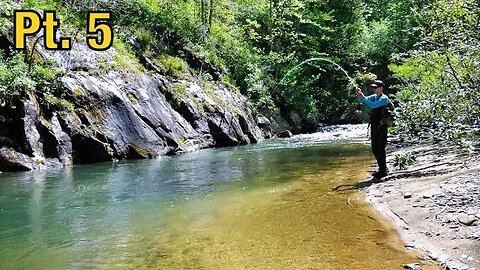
[1,0,479,144]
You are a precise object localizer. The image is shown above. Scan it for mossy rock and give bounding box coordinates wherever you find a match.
[127,143,157,159]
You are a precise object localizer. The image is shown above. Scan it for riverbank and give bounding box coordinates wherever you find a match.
[364,140,480,270]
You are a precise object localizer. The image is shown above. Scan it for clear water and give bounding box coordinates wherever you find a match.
[0,125,437,270]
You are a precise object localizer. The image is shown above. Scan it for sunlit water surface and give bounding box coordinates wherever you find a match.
[0,125,437,269]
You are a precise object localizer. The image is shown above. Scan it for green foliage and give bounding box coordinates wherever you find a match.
[127,93,139,104]
[244,64,275,113]
[112,53,142,74]
[0,53,36,99]
[43,93,75,111]
[172,83,188,101]
[112,38,144,74]
[0,1,18,36]
[0,51,60,100]
[394,152,416,170]
[358,19,396,62]
[390,0,480,145]
[155,55,188,78]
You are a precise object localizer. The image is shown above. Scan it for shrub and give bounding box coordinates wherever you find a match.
[394,152,416,170]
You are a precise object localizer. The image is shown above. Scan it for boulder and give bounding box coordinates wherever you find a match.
[257,116,271,128]
[207,112,248,146]
[277,130,293,138]
[0,147,37,171]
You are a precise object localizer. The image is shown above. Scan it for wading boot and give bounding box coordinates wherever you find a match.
[372,169,389,178]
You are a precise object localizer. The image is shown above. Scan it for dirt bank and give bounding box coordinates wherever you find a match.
[364,140,479,270]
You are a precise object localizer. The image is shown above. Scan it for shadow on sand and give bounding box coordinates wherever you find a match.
[332,176,390,192]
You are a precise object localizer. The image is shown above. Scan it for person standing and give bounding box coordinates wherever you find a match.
[356,80,390,178]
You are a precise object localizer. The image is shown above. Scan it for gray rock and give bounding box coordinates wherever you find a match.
[458,214,477,226]
[51,114,72,165]
[38,38,115,71]
[0,147,37,171]
[404,244,416,250]
[22,95,44,159]
[207,112,244,146]
[270,115,292,133]
[0,34,265,170]
[256,116,271,128]
[404,192,413,199]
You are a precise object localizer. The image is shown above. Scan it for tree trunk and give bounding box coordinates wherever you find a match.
[200,0,207,42]
[208,0,214,33]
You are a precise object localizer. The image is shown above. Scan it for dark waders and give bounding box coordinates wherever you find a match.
[370,122,388,171]
[369,96,388,173]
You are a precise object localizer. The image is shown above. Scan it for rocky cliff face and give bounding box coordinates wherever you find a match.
[0,40,266,171]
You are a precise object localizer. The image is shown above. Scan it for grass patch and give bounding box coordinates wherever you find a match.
[153,54,188,77]
[127,92,139,104]
[111,38,143,74]
[112,53,142,74]
[172,83,188,101]
[44,94,74,111]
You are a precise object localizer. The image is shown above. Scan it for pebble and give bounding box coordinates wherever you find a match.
[404,263,421,270]
[427,252,438,261]
[404,244,416,250]
[458,214,477,226]
[404,192,413,199]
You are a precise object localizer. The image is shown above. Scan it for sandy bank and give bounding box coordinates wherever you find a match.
[364,140,480,270]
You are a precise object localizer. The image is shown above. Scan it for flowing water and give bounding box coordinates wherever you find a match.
[0,125,437,270]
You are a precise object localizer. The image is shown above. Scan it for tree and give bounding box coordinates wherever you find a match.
[390,0,480,145]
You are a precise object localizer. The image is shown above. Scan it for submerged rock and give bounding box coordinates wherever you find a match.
[403,263,421,270]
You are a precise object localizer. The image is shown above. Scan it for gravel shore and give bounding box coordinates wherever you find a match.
[364,140,479,270]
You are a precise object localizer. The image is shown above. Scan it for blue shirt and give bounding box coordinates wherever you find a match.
[358,94,389,109]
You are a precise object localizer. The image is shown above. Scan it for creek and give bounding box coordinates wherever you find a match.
[0,125,427,269]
